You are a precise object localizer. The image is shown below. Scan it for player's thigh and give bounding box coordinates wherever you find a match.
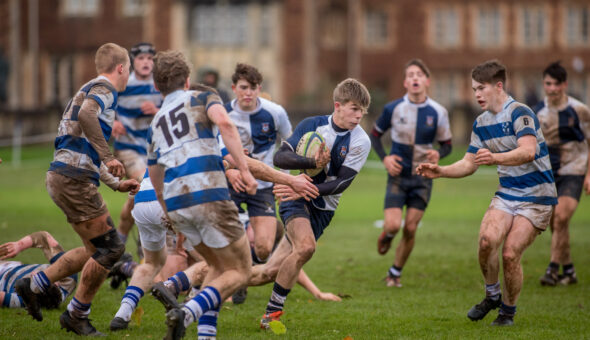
[249,216,277,240]
[196,233,251,271]
[143,247,168,267]
[503,216,540,258]
[263,237,293,273]
[383,207,403,230]
[553,196,579,223]
[479,203,514,245]
[405,175,433,211]
[384,175,407,210]
[132,201,167,252]
[285,217,317,252]
[404,208,425,231]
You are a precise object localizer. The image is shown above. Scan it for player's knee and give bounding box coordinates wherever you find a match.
[254,244,271,263]
[502,247,520,264]
[478,235,495,253]
[552,211,570,229]
[89,229,125,270]
[295,242,316,262]
[384,220,402,233]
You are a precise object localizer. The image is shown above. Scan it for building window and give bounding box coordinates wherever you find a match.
[320,11,346,49]
[517,6,548,48]
[565,5,590,47]
[61,0,99,17]
[191,5,248,46]
[259,5,272,47]
[121,0,146,17]
[363,10,388,47]
[428,6,461,48]
[473,8,505,48]
[431,73,462,109]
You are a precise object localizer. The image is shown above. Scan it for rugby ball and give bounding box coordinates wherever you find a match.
[296,131,325,177]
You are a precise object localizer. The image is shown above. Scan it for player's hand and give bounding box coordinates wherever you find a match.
[225,169,246,192]
[240,169,258,195]
[383,155,403,176]
[112,120,127,138]
[314,142,331,169]
[416,163,442,179]
[425,149,440,164]
[315,291,342,302]
[273,184,302,202]
[474,148,496,165]
[106,158,126,178]
[0,241,22,259]
[288,174,319,201]
[140,101,158,115]
[161,215,173,231]
[118,179,140,194]
[584,174,590,195]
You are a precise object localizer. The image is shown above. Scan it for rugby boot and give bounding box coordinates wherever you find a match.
[15,277,43,321]
[59,310,105,336]
[467,295,501,321]
[260,310,283,330]
[491,313,514,326]
[164,308,186,340]
[558,272,578,286]
[232,286,248,305]
[109,316,130,331]
[539,270,559,286]
[38,283,63,309]
[377,231,394,255]
[108,253,133,289]
[152,281,180,311]
[385,275,402,288]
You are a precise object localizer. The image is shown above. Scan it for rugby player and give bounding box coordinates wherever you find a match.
[417,60,557,326]
[534,61,590,286]
[370,59,452,287]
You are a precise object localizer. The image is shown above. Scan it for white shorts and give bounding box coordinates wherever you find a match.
[168,200,243,249]
[132,201,166,252]
[490,196,554,231]
[115,149,147,181]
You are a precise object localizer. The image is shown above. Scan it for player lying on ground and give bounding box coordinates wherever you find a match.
[1,231,77,310]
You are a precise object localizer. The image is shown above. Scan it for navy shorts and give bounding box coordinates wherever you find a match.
[384,175,433,210]
[230,186,276,217]
[555,175,585,201]
[279,199,335,240]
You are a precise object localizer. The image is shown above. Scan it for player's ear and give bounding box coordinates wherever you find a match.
[334,101,341,111]
[184,77,190,90]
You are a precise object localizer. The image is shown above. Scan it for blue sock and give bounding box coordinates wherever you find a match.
[265,282,290,314]
[485,282,501,300]
[499,302,516,317]
[115,286,144,321]
[30,271,51,294]
[197,305,220,338]
[67,297,91,319]
[182,286,221,327]
[167,271,191,295]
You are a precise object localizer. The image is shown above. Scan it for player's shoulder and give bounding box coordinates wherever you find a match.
[383,97,405,112]
[568,96,590,114]
[532,100,546,114]
[509,101,535,119]
[297,115,330,130]
[426,97,449,115]
[350,125,371,149]
[259,97,287,115]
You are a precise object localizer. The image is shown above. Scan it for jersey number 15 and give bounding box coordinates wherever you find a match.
[155,103,190,147]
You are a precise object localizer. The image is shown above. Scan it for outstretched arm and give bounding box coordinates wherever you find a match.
[474,135,536,166]
[297,269,341,301]
[0,231,64,261]
[417,152,478,179]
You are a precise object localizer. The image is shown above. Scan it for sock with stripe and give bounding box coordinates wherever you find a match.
[563,263,575,275]
[165,271,191,295]
[182,286,221,328]
[546,262,559,274]
[499,302,516,317]
[115,286,144,322]
[197,305,220,339]
[265,282,290,314]
[67,297,91,319]
[30,271,51,294]
[485,281,501,301]
[388,265,402,278]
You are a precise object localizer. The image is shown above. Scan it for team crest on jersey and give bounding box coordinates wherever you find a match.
[262,122,270,133]
[339,146,348,157]
[502,122,511,135]
[426,116,434,127]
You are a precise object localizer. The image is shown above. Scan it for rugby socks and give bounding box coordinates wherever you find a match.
[197,305,220,339]
[165,271,191,295]
[546,262,559,274]
[499,302,516,317]
[182,286,221,328]
[265,282,291,314]
[30,271,51,294]
[115,286,144,322]
[67,297,91,319]
[485,282,501,301]
[121,261,138,278]
[563,263,575,276]
[388,265,402,278]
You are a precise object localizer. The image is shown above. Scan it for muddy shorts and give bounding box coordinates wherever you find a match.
[555,175,585,201]
[46,171,107,223]
[384,175,433,210]
[489,196,554,231]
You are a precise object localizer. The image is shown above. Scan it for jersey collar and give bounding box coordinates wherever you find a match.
[162,89,185,107]
[231,98,262,115]
[403,94,430,108]
[329,115,351,135]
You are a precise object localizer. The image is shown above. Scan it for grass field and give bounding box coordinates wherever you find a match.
[0,145,589,339]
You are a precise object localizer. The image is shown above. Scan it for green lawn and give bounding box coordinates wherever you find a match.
[0,145,588,339]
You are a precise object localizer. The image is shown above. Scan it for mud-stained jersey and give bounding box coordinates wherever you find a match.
[468,97,557,205]
[147,89,228,212]
[374,95,452,176]
[224,97,292,189]
[283,115,370,211]
[533,96,590,176]
[115,72,163,155]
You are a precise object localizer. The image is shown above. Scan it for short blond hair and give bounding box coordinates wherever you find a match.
[95,43,129,74]
[153,50,190,96]
[333,78,371,111]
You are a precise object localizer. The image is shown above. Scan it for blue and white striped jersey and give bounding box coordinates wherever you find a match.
[534,96,590,176]
[115,72,163,155]
[147,89,228,212]
[134,169,157,204]
[224,98,292,189]
[49,76,118,186]
[284,115,371,211]
[374,95,452,176]
[468,97,558,205]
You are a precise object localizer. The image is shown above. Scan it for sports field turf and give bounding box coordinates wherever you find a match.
[0,145,589,339]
